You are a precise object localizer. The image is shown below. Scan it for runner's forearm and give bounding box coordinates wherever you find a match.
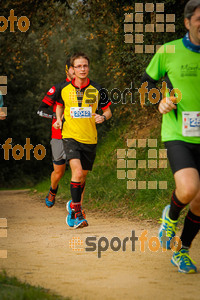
[102,107,112,121]
[56,105,64,120]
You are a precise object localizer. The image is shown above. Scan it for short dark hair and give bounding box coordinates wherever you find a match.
[65,55,71,72]
[70,53,90,67]
[65,59,71,69]
[184,0,200,19]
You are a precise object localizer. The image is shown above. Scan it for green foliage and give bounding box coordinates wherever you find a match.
[0,0,189,187]
[0,271,70,300]
[79,0,188,91]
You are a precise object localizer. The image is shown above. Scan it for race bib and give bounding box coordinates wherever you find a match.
[182,111,200,137]
[70,107,92,118]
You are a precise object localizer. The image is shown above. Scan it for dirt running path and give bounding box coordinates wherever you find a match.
[0,190,200,300]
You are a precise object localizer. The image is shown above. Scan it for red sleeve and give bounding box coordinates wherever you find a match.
[98,88,111,110]
[101,101,111,110]
[42,96,54,106]
[56,101,64,106]
[42,85,61,106]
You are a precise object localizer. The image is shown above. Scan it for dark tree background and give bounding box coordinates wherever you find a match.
[0,0,188,187]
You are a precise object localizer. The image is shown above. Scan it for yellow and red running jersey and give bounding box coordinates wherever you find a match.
[57,78,111,144]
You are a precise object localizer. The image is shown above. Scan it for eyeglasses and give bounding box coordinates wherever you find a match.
[73,65,89,70]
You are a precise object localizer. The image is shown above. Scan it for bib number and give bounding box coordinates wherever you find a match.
[70,107,92,118]
[182,111,200,137]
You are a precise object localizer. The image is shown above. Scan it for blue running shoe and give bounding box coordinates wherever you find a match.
[66,200,75,227]
[66,201,87,227]
[45,186,58,208]
[171,249,197,273]
[74,212,88,229]
[158,205,178,249]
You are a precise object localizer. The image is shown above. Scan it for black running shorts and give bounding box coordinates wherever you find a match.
[62,138,97,171]
[164,140,200,175]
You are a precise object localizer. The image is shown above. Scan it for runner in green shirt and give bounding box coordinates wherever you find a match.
[142,0,200,273]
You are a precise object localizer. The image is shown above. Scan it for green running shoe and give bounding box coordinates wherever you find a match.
[158,205,178,249]
[171,249,197,273]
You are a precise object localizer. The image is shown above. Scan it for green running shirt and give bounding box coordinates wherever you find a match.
[146,38,200,143]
